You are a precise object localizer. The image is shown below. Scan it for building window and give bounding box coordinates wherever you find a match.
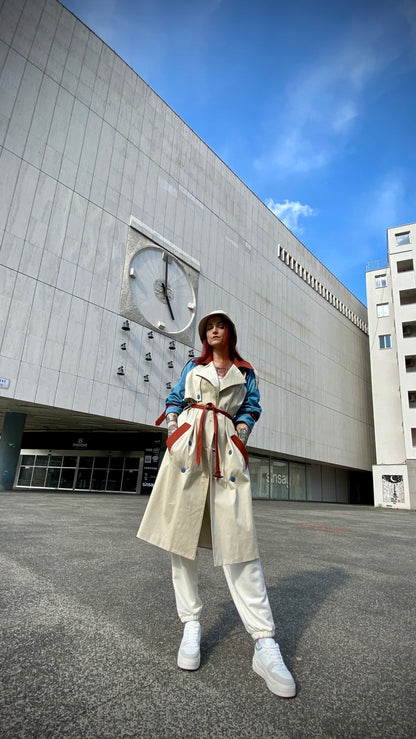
[408,391,416,408]
[379,335,391,349]
[412,429,416,447]
[249,455,312,500]
[397,259,413,273]
[403,321,416,338]
[377,303,389,317]
[395,232,410,246]
[289,463,307,501]
[400,288,416,306]
[16,453,142,492]
[375,274,387,288]
[405,355,416,372]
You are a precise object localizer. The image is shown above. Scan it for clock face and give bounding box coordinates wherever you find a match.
[129,246,196,335]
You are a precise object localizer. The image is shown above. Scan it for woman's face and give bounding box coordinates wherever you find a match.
[206,316,228,350]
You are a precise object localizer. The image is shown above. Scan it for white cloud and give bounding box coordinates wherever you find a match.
[267,131,329,175]
[331,101,358,134]
[256,18,403,177]
[266,198,317,234]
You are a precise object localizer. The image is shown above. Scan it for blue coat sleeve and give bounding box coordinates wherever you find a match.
[165,361,195,415]
[233,369,262,431]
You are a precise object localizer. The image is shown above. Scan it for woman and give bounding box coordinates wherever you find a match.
[137,310,296,698]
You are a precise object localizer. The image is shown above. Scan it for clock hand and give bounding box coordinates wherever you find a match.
[163,254,175,321]
[162,282,175,321]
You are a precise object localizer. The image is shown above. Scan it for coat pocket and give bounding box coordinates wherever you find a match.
[231,434,249,469]
[166,422,191,453]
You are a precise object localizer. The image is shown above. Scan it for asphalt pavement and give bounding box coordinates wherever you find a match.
[0,491,415,738]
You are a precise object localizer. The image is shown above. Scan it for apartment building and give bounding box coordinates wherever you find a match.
[366,223,416,509]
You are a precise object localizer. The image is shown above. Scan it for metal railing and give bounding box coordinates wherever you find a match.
[366,259,388,272]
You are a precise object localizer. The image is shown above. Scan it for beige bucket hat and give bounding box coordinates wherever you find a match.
[198,309,237,343]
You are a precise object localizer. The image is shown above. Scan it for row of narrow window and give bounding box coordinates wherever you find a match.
[381,231,416,445]
[277,244,368,333]
[377,283,416,349]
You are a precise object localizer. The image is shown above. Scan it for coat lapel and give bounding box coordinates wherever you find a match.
[193,362,218,387]
[218,364,246,393]
[193,362,246,393]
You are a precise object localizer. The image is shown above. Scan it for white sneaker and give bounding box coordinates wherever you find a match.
[252,638,296,698]
[177,621,201,670]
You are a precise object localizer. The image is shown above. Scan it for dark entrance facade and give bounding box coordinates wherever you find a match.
[15,431,162,495]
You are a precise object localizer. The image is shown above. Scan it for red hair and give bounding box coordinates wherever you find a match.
[194,319,245,365]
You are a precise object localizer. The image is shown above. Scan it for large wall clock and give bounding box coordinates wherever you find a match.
[120,221,199,346]
[130,245,196,333]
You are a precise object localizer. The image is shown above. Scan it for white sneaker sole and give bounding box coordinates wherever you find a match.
[252,654,296,698]
[177,650,200,670]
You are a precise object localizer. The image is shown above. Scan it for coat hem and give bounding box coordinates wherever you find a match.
[137,531,259,568]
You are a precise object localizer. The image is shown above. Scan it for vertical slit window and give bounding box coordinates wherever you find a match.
[379,335,391,349]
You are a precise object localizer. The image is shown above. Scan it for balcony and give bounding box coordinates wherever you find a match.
[366,259,388,272]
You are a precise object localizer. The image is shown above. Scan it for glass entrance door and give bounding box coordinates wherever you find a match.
[17,452,144,493]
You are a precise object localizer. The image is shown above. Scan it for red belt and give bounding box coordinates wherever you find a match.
[191,403,232,478]
[156,403,233,478]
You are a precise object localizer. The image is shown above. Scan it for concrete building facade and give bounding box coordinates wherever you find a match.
[0,0,375,502]
[366,223,416,509]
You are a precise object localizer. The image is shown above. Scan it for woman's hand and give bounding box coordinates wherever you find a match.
[166,412,178,437]
[236,422,250,446]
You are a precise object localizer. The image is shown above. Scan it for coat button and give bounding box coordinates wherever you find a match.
[197,394,200,399]
[228,449,232,454]
[181,467,186,473]
[230,476,236,482]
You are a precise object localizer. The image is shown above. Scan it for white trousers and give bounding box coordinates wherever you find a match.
[171,553,275,640]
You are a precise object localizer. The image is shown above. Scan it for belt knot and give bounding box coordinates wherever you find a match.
[191,403,232,478]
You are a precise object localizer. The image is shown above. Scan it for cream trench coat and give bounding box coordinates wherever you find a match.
[137,361,261,566]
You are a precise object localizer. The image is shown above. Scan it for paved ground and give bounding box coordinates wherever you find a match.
[0,491,415,739]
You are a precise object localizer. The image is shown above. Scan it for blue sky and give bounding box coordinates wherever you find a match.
[61,0,416,305]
